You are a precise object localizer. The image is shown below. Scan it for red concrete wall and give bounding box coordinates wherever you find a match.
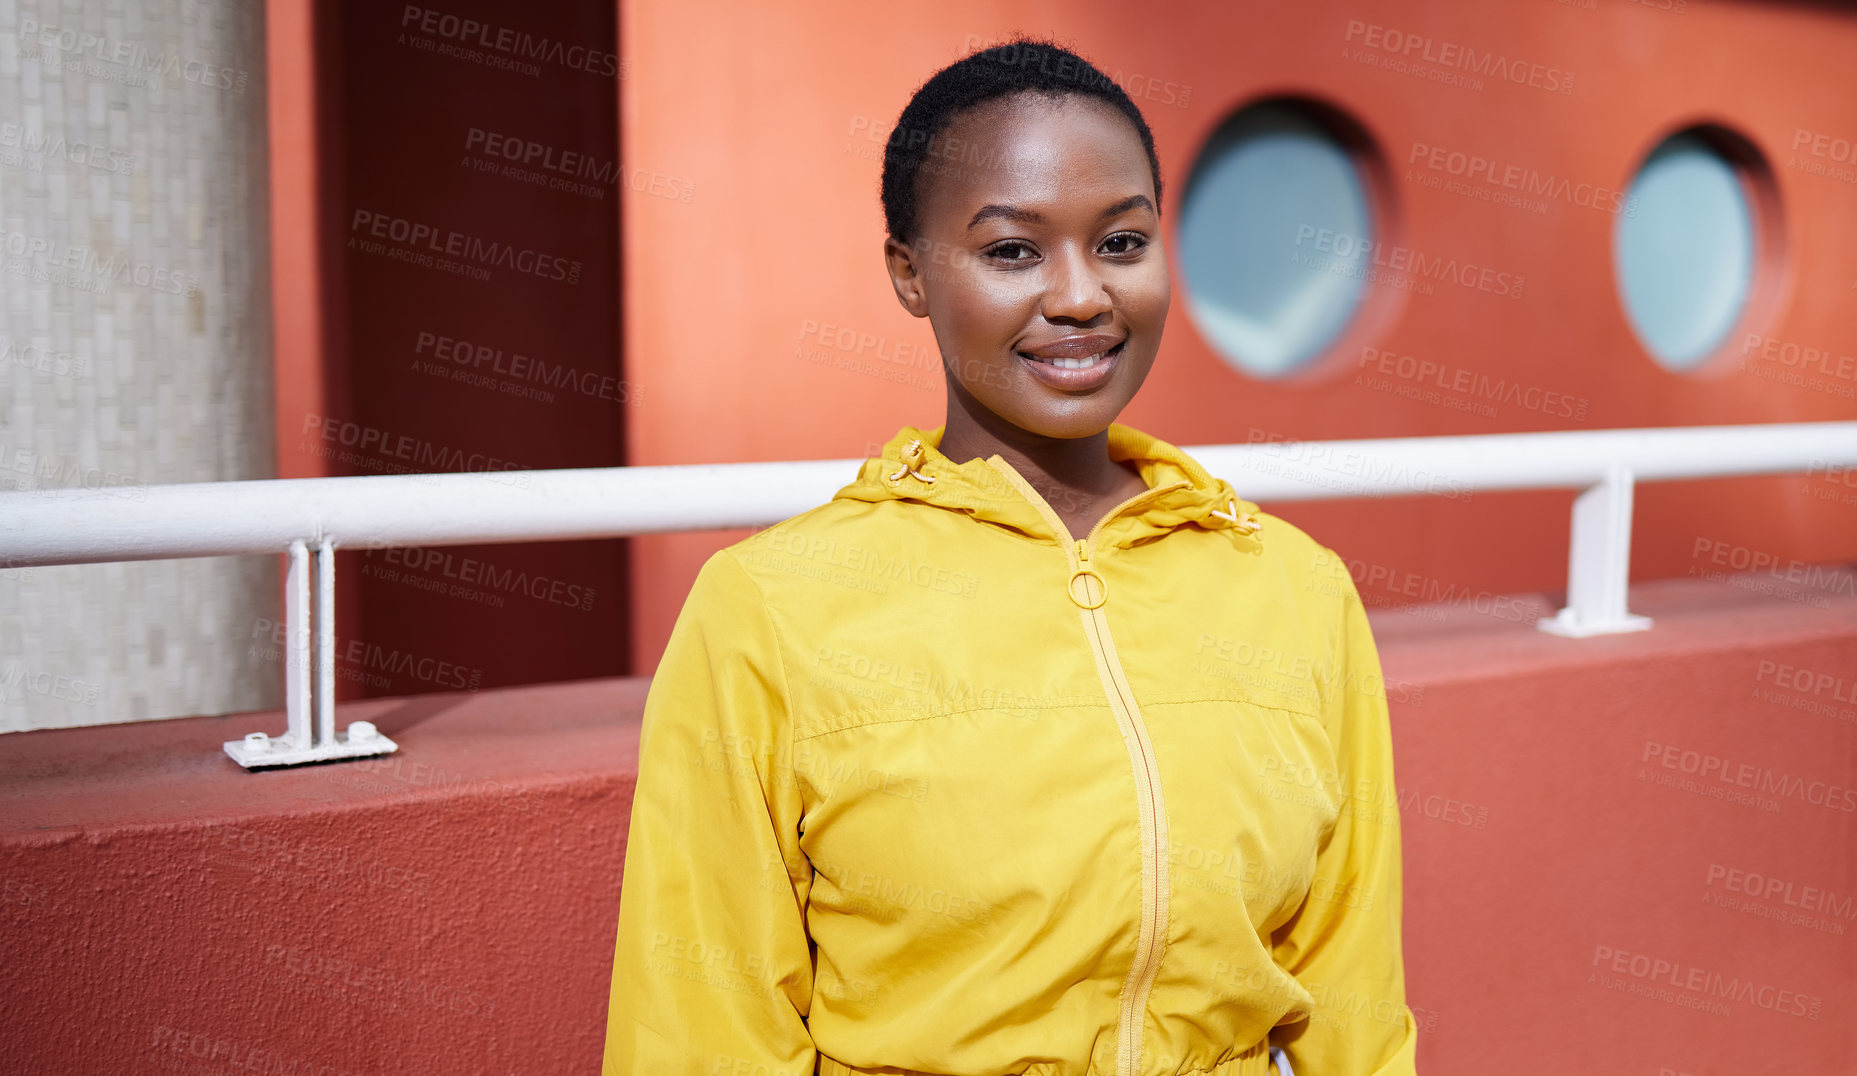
[0,679,644,1076]
[1383,573,1857,1071]
[620,0,1857,672]
[4,569,1852,1073]
[272,0,631,698]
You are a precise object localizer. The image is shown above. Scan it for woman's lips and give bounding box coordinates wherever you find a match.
[1017,340,1125,391]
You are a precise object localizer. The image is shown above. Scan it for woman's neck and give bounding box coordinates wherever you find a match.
[935,390,1149,540]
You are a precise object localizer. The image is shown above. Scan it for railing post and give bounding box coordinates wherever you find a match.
[222,539,398,768]
[284,540,311,748]
[316,538,336,749]
[1538,464,1653,637]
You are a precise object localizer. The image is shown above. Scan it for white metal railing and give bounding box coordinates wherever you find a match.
[2,422,1853,767]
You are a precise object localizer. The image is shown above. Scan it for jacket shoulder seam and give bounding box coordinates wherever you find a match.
[715,548,799,777]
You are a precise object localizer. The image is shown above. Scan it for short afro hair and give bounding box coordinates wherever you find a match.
[880,38,1164,244]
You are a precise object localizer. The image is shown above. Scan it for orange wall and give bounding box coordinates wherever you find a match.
[266,0,339,484]
[621,0,1857,670]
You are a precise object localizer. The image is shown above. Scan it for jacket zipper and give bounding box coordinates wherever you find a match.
[986,460,1188,1076]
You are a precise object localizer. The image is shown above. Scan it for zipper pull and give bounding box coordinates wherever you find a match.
[1068,539,1106,609]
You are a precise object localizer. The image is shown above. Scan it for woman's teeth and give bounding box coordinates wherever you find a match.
[1025,343,1120,369]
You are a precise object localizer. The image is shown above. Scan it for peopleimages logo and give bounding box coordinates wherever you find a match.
[959,35,1192,108]
[1590,944,1821,1020]
[1792,128,1857,166]
[365,545,597,613]
[0,336,89,378]
[0,662,102,706]
[1756,660,1857,705]
[1706,864,1855,921]
[0,123,137,176]
[250,617,483,693]
[349,209,582,284]
[297,413,534,489]
[16,17,252,93]
[1344,20,1575,95]
[412,330,641,406]
[0,442,144,501]
[1406,141,1633,216]
[1292,225,1524,300]
[1356,346,1589,421]
[465,127,613,182]
[1689,537,1857,598]
[0,226,199,296]
[1245,427,1476,501]
[399,5,619,77]
[1739,333,1857,383]
[1641,740,1857,814]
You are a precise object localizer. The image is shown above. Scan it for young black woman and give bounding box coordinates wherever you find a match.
[606,38,1417,1076]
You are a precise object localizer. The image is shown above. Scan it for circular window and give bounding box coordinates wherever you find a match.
[1178,101,1376,379]
[1614,130,1758,370]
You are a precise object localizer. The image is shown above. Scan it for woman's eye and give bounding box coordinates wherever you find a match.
[1100,232,1148,256]
[985,241,1037,262]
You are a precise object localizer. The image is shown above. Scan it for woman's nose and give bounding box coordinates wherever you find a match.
[1040,246,1112,323]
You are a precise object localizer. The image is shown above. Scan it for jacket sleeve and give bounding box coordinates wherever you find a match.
[603,550,817,1075]
[1268,552,1418,1075]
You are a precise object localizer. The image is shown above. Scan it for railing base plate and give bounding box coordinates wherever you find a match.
[222,726,399,769]
[1537,609,1654,638]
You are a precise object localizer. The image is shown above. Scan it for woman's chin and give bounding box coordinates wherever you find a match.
[995,400,1131,442]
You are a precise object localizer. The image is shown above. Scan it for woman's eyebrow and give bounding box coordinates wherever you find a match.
[966,195,1155,232]
[1097,194,1155,219]
[967,204,1044,231]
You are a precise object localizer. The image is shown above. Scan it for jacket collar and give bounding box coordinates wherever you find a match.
[834,422,1263,552]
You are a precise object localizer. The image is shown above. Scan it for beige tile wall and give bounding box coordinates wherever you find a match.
[0,0,280,731]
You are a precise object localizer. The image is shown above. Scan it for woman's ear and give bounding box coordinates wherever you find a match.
[883,236,930,318]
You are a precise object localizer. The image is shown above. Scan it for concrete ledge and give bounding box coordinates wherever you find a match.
[3,677,648,834]
[3,569,1853,1074]
[2,678,648,1075]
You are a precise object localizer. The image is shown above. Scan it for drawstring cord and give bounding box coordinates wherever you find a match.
[887,437,1256,541]
[1210,498,1262,534]
[887,438,936,484]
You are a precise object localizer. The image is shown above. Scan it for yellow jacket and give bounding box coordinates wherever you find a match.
[605,423,1418,1076]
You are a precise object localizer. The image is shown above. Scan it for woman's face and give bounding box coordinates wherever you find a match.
[885,93,1170,441]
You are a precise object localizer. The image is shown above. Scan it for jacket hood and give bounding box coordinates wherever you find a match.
[833,422,1265,552]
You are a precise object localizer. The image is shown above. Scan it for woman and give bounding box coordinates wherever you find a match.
[605,38,1417,1076]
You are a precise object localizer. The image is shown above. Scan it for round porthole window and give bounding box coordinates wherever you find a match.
[1614,129,1759,370]
[1177,101,1378,379]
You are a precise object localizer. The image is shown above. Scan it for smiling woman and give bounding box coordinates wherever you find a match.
[605,38,1417,1076]
[877,50,1171,538]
